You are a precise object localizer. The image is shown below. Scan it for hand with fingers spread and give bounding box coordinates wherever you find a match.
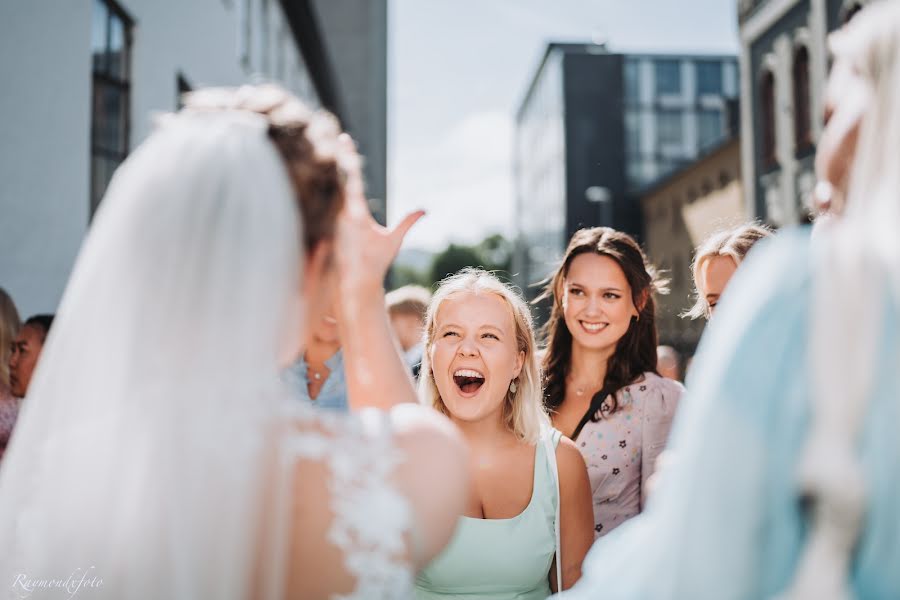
[334,134,424,293]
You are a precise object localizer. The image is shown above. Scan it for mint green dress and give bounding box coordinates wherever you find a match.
[415,429,562,600]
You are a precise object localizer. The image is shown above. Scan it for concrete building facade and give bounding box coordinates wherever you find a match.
[640,137,744,354]
[0,0,386,316]
[738,0,867,224]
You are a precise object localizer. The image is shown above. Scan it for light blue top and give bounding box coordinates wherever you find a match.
[283,349,348,412]
[415,429,562,600]
[559,228,900,599]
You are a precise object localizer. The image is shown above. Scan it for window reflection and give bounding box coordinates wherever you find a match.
[90,0,132,216]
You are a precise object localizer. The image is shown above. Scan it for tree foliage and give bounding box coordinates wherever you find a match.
[390,233,514,291]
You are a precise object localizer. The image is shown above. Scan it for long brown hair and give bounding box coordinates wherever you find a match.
[537,227,666,418]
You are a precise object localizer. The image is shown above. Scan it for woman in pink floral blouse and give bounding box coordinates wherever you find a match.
[538,228,683,538]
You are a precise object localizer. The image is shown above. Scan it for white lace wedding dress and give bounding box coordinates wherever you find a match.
[0,109,416,599]
[281,404,415,599]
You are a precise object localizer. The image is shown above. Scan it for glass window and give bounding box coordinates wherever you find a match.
[624,59,640,104]
[624,110,641,158]
[657,109,682,146]
[91,0,108,72]
[793,46,812,152]
[698,109,723,150]
[696,60,722,95]
[91,0,132,216]
[760,70,777,169]
[655,59,681,95]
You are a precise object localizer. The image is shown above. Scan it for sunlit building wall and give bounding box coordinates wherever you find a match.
[0,0,385,316]
[738,0,866,225]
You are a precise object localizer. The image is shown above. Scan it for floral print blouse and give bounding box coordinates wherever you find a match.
[0,385,21,461]
[573,372,683,538]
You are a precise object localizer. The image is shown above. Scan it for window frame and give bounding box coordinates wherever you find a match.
[90,0,133,216]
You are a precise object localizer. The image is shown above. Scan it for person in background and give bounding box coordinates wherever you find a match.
[9,314,54,399]
[683,223,773,320]
[656,345,681,382]
[283,306,347,412]
[538,227,683,539]
[416,268,593,598]
[386,284,432,377]
[0,289,21,460]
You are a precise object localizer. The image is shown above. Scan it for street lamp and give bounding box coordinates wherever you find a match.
[585,186,612,226]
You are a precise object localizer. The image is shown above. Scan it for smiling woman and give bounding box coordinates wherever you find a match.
[538,227,683,538]
[416,268,594,599]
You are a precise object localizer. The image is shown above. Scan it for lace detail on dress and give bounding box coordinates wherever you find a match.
[284,405,414,600]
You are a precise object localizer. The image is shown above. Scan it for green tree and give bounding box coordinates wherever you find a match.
[427,234,513,285]
[390,265,430,289]
[429,243,486,284]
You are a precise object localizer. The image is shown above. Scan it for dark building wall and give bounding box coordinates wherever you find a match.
[562,53,628,238]
[310,0,388,224]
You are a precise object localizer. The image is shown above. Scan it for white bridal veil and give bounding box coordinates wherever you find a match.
[0,109,304,598]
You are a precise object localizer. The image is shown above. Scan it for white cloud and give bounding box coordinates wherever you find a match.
[390,110,515,251]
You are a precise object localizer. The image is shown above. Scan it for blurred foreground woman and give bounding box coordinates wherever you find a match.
[0,86,469,599]
[561,3,900,598]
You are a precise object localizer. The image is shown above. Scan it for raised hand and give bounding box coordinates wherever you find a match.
[334,134,424,293]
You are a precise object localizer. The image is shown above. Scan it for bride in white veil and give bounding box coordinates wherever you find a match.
[0,85,468,599]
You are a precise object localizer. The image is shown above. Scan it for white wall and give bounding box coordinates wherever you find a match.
[0,0,93,316]
[124,0,317,144]
[0,0,316,316]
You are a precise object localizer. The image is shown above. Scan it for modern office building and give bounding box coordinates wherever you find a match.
[513,43,738,293]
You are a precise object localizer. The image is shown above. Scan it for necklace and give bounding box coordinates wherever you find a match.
[569,378,601,397]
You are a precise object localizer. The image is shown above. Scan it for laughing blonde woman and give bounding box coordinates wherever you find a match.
[416,268,593,599]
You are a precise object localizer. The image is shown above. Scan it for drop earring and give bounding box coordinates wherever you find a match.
[509,380,518,394]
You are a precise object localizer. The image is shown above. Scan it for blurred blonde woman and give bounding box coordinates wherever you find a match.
[416,268,593,598]
[0,288,21,459]
[684,223,772,319]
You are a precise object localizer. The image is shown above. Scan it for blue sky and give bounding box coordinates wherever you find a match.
[387,0,740,251]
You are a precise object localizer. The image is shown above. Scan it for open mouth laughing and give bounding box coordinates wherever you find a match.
[452,368,485,396]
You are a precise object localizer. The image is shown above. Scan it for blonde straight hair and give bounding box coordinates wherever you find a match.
[417,268,549,444]
[0,288,20,390]
[684,222,773,320]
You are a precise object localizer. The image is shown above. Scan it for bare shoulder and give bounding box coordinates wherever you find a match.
[555,435,589,479]
[286,405,470,577]
[385,404,471,567]
[387,403,468,459]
